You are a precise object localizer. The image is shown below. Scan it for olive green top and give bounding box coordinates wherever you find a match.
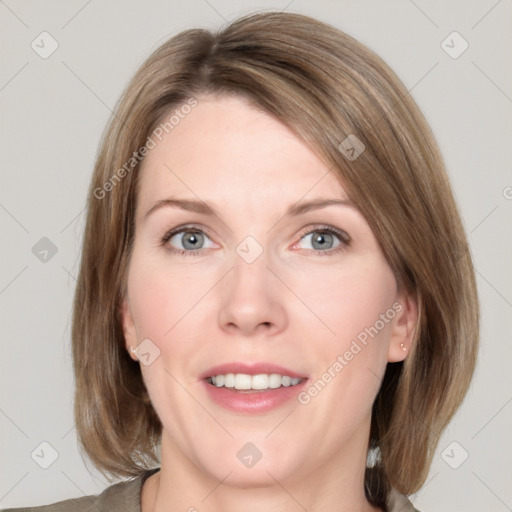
[2,468,419,512]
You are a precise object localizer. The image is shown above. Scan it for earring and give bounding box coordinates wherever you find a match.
[400,342,407,352]
[130,346,138,358]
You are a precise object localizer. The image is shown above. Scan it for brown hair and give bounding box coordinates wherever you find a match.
[72,10,479,504]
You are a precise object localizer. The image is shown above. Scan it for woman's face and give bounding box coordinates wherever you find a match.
[121,94,416,487]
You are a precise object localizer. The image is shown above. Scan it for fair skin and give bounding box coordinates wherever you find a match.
[121,94,417,512]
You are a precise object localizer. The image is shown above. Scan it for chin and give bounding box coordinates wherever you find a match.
[208,462,288,489]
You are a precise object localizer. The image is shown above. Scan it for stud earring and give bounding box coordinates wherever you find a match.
[400,342,407,352]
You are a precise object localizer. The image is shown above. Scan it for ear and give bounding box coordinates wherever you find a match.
[387,289,418,363]
[120,298,139,362]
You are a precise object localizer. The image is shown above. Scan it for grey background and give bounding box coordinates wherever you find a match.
[1,0,511,510]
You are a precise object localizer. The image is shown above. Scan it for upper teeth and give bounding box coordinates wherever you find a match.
[210,373,302,390]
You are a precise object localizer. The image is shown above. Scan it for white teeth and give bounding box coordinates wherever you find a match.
[268,374,283,388]
[235,374,252,390]
[251,374,269,390]
[208,373,303,390]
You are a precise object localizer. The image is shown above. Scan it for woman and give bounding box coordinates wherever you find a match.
[4,10,478,512]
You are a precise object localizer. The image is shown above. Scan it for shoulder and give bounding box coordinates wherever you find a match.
[1,469,160,512]
[386,487,420,512]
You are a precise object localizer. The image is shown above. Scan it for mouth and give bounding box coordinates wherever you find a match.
[200,363,308,413]
[206,373,304,392]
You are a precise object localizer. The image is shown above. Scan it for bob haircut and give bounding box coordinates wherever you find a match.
[72,10,479,504]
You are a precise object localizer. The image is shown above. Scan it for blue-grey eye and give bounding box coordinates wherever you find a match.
[169,230,209,251]
[299,230,342,251]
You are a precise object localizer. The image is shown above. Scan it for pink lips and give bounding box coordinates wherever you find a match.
[200,362,308,414]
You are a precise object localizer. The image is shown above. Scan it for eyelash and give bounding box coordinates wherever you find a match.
[160,224,351,257]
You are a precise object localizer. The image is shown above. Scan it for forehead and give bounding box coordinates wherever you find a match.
[136,95,348,217]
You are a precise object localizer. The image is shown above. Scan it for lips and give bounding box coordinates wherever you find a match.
[200,362,308,413]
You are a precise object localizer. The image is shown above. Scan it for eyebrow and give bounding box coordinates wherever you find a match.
[143,196,357,222]
[144,197,355,220]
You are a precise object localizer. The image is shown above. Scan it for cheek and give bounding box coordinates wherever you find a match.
[295,259,396,412]
[290,255,398,351]
[294,280,394,426]
[126,259,206,428]
[126,253,207,344]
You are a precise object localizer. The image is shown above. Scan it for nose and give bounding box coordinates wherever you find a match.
[217,251,288,337]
